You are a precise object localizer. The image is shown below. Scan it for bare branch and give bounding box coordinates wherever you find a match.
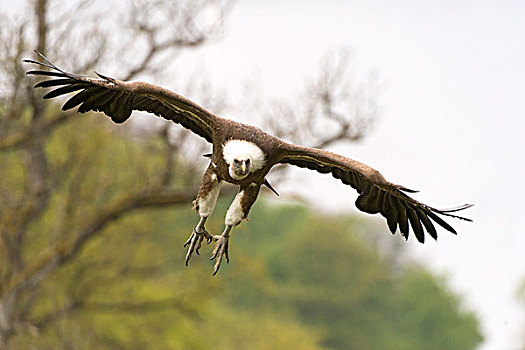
[262,48,382,150]
[121,0,231,80]
[33,296,199,332]
[32,301,81,331]
[0,112,73,152]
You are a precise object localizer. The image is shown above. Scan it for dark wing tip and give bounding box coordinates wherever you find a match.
[436,203,474,213]
[23,59,55,72]
[24,51,84,80]
[430,204,474,222]
[94,71,117,83]
[34,50,57,67]
[23,59,39,64]
[377,190,473,241]
[398,186,419,193]
[24,51,61,71]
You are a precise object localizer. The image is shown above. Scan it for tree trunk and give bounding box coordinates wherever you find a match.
[0,291,15,348]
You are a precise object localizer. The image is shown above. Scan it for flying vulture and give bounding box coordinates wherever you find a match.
[25,52,473,275]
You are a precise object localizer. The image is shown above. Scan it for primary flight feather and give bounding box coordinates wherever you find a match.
[25,52,472,275]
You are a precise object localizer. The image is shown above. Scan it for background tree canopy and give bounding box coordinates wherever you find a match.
[0,0,483,349]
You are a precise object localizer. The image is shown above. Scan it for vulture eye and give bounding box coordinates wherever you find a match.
[246,159,251,165]
[233,159,240,165]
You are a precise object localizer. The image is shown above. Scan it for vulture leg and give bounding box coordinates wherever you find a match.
[184,165,220,266]
[210,183,261,275]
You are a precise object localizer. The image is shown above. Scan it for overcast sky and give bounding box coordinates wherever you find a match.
[182,1,524,349]
[2,0,524,348]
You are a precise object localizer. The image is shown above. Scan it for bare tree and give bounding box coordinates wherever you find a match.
[0,0,231,345]
[261,49,381,147]
[0,0,380,347]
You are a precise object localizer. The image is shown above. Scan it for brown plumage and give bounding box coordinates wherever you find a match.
[25,52,472,274]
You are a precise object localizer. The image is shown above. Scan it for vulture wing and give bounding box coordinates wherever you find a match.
[279,143,472,243]
[25,51,219,143]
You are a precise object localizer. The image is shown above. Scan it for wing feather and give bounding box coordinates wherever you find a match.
[407,207,424,243]
[43,84,86,99]
[385,197,399,235]
[34,78,80,88]
[62,89,92,110]
[75,88,112,112]
[396,198,410,239]
[279,143,472,243]
[416,208,437,240]
[25,52,220,143]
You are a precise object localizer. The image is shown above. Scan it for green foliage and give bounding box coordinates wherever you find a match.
[3,113,482,349]
[218,203,483,349]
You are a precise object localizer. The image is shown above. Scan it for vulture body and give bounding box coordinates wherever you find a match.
[25,52,472,275]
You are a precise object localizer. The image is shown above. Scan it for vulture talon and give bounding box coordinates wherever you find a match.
[210,227,231,275]
[184,226,211,266]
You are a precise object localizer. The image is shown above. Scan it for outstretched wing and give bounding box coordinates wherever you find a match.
[24,51,220,143]
[279,143,472,243]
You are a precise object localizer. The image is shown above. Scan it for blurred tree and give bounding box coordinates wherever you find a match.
[394,268,483,350]
[0,0,233,345]
[220,203,484,350]
[0,0,380,347]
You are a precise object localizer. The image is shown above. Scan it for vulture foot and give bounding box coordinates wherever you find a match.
[210,226,232,276]
[184,226,211,266]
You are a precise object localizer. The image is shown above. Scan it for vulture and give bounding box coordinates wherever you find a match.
[25,52,472,275]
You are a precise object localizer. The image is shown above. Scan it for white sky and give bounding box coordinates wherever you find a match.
[2,0,524,348]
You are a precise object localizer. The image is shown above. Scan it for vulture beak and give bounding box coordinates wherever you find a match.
[230,157,251,179]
